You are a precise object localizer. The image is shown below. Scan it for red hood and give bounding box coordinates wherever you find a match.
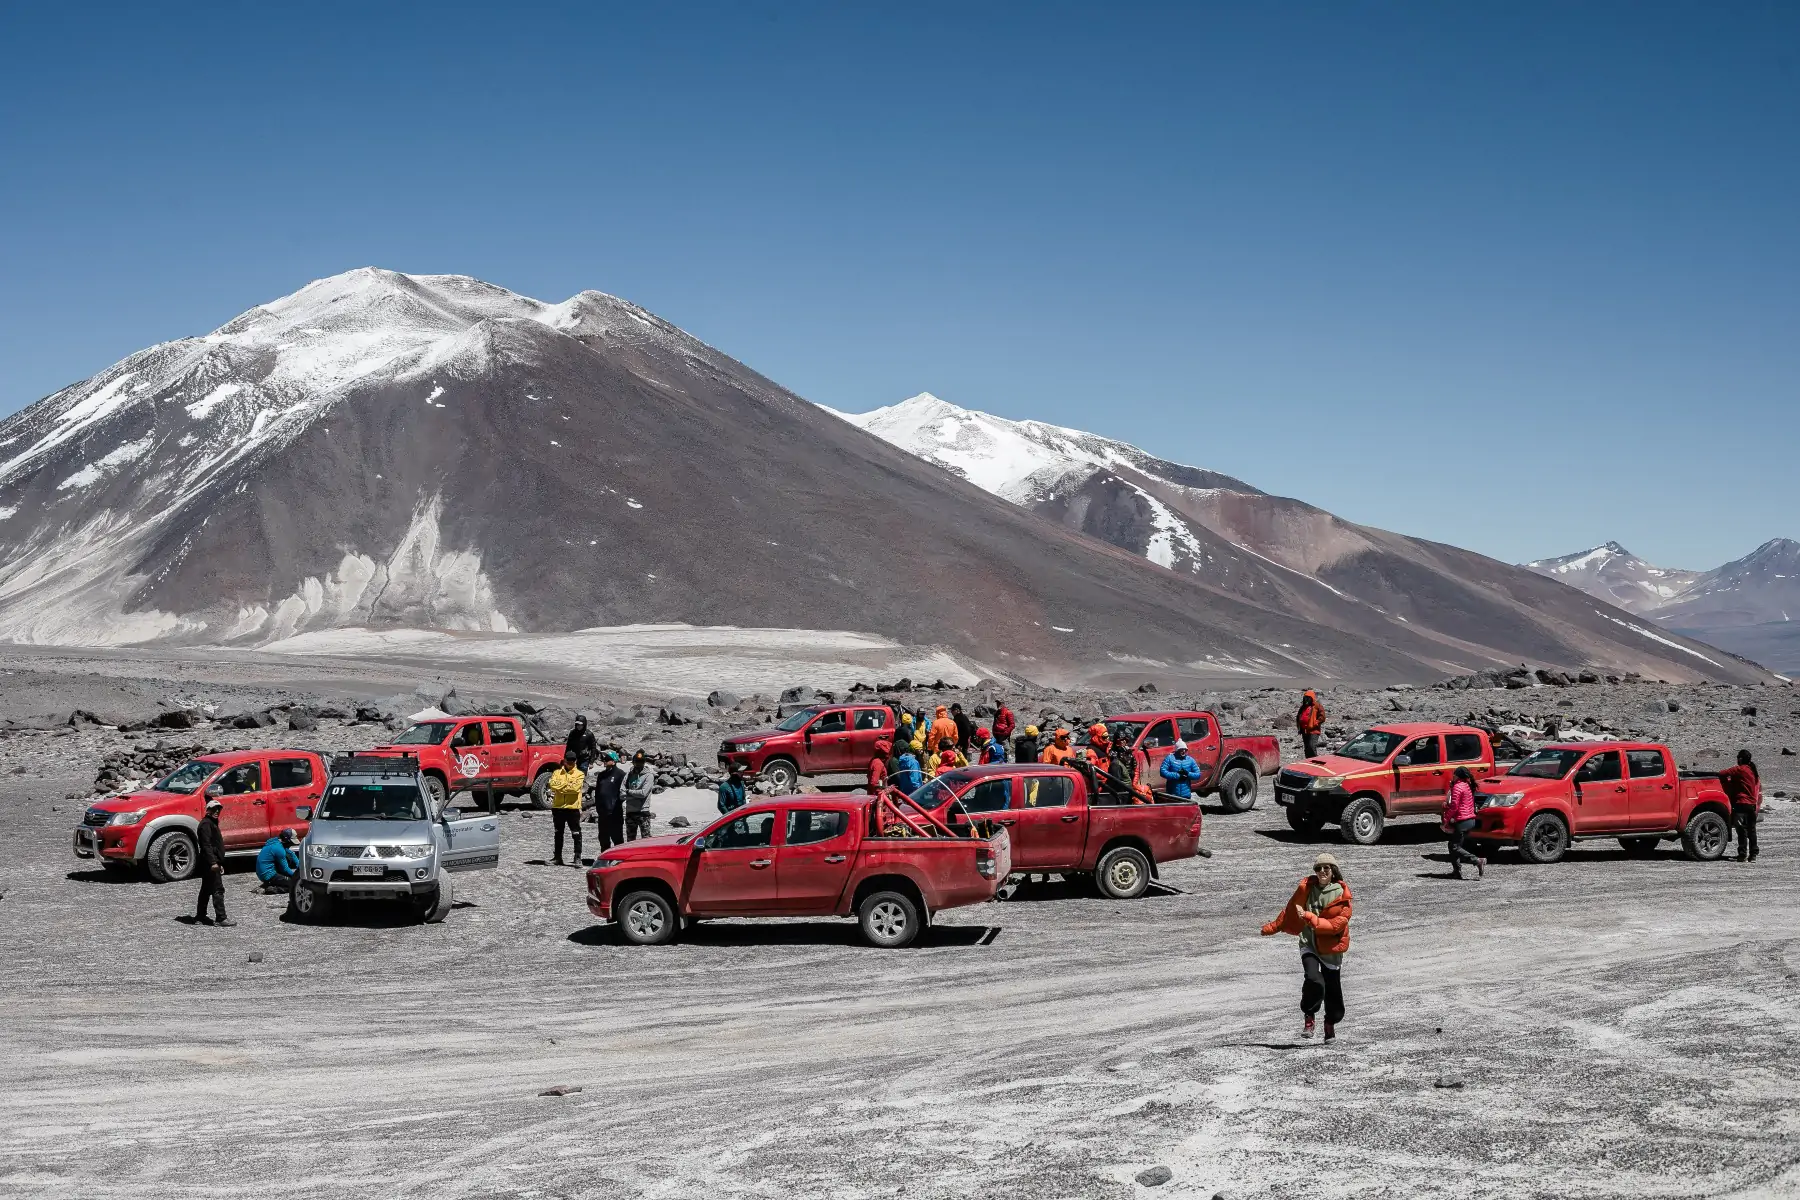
[590,833,695,864]
[724,728,786,746]
[1282,754,1391,777]
[86,789,196,813]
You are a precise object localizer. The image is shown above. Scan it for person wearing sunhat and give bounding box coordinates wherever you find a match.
[193,795,235,927]
[1261,852,1352,1041]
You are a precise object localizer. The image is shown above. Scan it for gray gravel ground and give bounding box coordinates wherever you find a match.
[2,648,1798,1198]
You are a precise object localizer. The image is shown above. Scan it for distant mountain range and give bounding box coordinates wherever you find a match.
[0,271,1773,686]
[1526,539,1799,673]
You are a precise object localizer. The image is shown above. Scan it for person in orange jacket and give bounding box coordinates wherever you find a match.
[929,705,959,753]
[1084,723,1112,773]
[1040,728,1076,765]
[1296,690,1326,758]
[1261,852,1352,1042]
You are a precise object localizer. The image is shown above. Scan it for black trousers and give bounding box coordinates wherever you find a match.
[1446,818,1481,873]
[195,866,227,921]
[1302,732,1320,757]
[552,808,582,862]
[1733,805,1758,860]
[596,809,625,852]
[625,811,651,841]
[1300,951,1344,1024]
[265,870,295,892]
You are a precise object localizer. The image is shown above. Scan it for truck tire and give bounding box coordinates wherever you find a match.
[425,874,454,923]
[424,775,449,812]
[288,882,332,923]
[1518,813,1569,864]
[1217,766,1258,813]
[144,829,198,883]
[1095,845,1152,899]
[616,889,677,945]
[763,758,799,794]
[1619,836,1661,857]
[1681,810,1728,862]
[1286,807,1325,837]
[1338,798,1385,846]
[858,889,922,948]
[528,771,554,810]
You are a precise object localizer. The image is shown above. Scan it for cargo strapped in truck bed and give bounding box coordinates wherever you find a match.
[328,752,423,777]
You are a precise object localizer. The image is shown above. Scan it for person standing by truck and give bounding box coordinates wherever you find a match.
[717,761,748,814]
[193,796,235,927]
[1013,724,1041,765]
[547,755,587,866]
[1159,740,1203,798]
[591,751,626,852]
[624,751,656,840]
[1260,852,1352,1042]
[565,715,600,768]
[994,703,1016,747]
[930,706,959,753]
[1441,765,1485,879]
[1042,728,1076,765]
[894,744,923,793]
[951,703,976,752]
[867,739,891,791]
[1719,749,1761,862]
[1296,691,1326,758]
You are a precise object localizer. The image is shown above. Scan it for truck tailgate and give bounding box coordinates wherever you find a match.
[1085,802,1202,864]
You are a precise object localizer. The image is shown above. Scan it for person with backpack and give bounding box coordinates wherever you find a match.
[894,745,923,794]
[1441,764,1485,879]
[1013,724,1040,765]
[1261,852,1352,1042]
[1719,749,1762,862]
[1296,690,1326,758]
[977,727,1006,764]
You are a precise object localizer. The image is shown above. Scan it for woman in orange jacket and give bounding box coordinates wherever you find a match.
[1261,852,1352,1042]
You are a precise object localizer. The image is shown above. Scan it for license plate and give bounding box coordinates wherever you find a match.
[352,863,385,877]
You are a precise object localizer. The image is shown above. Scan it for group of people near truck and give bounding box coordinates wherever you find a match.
[547,715,664,865]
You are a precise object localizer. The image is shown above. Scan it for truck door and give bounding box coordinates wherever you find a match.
[440,812,500,871]
[1175,715,1219,787]
[1571,750,1629,832]
[802,710,855,773]
[484,720,525,787]
[212,761,268,848]
[848,708,892,772]
[776,808,856,912]
[1443,732,1491,781]
[1625,749,1676,830]
[689,809,780,912]
[265,756,321,835]
[448,721,488,790]
[1138,718,1180,781]
[1391,735,1446,814]
[1010,773,1082,870]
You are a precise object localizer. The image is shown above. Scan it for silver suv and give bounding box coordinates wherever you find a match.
[290,754,500,923]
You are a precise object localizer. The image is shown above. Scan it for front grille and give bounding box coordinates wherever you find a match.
[330,868,410,883]
[83,809,111,827]
[1277,770,1316,791]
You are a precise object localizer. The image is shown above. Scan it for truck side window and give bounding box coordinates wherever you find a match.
[1444,733,1484,762]
[852,709,888,731]
[1142,720,1176,748]
[486,721,518,744]
[1176,716,1210,742]
[453,723,485,747]
[811,711,847,735]
[1627,750,1667,779]
[710,811,775,849]
[216,763,262,795]
[1403,736,1441,765]
[1023,776,1073,808]
[269,758,313,789]
[786,810,848,845]
[960,779,1012,813]
[1576,751,1623,783]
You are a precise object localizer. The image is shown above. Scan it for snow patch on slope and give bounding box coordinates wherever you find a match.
[56,436,155,490]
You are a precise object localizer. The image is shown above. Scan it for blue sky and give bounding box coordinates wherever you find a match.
[2,2,1794,569]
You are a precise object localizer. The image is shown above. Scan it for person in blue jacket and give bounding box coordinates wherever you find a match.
[1159,740,1204,799]
[256,828,301,892]
[894,748,923,794]
[716,762,748,814]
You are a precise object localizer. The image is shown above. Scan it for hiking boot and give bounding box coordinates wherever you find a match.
[1323,1022,1336,1043]
[217,918,237,927]
[1301,1015,1315,1040]
[196,916,214,926]
[551,857,564,866]
[1476,857,1486,878]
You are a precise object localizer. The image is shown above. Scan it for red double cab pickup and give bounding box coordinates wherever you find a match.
[72,749,328,882]
[586,794,1010,948]
[717,702,900,791]
[1273,722,1501,844]
[372,714,565,808]
[1472,742,1735,863]
[909,764,1203,898]
[1091,710,1281,812]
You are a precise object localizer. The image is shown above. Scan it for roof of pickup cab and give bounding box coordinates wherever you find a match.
[1366,722,1487,736]
[1538,741,1663,753]
[1103,710,1208,722]
[188,748,314,766]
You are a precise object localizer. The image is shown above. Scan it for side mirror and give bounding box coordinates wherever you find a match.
[295,806,312,821]
[205,784,225,799]
[693,835,708,850]
[1394,755,1413,767]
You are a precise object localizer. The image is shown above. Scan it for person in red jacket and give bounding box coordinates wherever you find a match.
[1441,765,1485,879]
[1718,750,1761,862]
[993,703,1016,744]
[1296,690,1326,758]
[1261,853,1352,1042]
[868,739,892,792]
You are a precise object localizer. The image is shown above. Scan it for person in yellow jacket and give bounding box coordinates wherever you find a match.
[547,754,586,866]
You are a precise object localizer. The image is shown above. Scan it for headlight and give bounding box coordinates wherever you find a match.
[1485,792,1526,808]
[109,809,148,826]
[595,858,625,869]
[734,741,763,753]
[1308,776,1346,791]
[398,845,433,859]
[308,844,354,859]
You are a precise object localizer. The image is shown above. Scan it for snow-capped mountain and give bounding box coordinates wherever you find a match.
[1523,542,1700,614]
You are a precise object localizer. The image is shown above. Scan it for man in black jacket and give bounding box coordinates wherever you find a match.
[194,796,235,926]
[565,715,600,768]
[589,751,627,852]
[950,703,976,753]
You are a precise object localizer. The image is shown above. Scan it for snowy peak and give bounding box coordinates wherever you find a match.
[1523,542,1699,614]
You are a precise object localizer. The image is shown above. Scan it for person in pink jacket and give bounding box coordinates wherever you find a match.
[1442,765,1485,879]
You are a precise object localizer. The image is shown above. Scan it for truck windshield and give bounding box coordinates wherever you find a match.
[392,722,455,745]
[909,773,975,809]
[776,707,819,732]
[1336,730,1405,763]
[318,783,428,820]
[154,760,223,794]
[1508,749,1585,779]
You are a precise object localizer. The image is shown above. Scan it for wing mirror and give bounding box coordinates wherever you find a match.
[1394,755,1412,767]
[693,835,708,850]
[295,805,312,821]
[205,784,225,799]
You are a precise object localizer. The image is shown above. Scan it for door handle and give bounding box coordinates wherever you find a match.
[823,854,846,863]
[1661,784,1673,790]
[998,818,1017,826]
[1613,786,1625,793]
[252,799,265,805]
[1060,814,1080,823]
[750,859,772,869]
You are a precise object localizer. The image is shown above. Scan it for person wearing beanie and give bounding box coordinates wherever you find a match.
[1013,724,1040,765]
[1261,853,1352,1042]
[1159,739,1203,799]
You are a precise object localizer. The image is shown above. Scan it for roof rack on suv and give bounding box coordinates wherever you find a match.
[328,752,423,777]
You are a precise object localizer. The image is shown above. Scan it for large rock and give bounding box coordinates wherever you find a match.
[289,713,319,732]
[707,690,741,709]
[779,685,816,705]
[155,709,200,730]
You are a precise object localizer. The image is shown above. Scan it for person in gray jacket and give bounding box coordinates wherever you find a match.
[623,750,655,841]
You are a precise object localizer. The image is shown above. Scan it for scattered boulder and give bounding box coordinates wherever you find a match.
[1577,670,1601,684]
[154,709,201,730]
[668,815,692,828]
[288,713,319,732]
[1136,682,1159,694]
[538,1085,583,1097]
[707,690,741,709]
[311,705,351,720]
[1535,669,1571,687]
[248,951,265,963]
[228,711,276,729]
[658,708,695,727]
[1434,1074,1465,1089]
[1741,705,1758,717]
[1136,1166,1173,1187]
[354,705,387,723]
[779,685,816,705]
[1666,699,1682,713]
[1782,748,1795,756]
[511,699,540,715]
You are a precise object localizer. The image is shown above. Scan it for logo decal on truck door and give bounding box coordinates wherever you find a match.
[456,753,483,778]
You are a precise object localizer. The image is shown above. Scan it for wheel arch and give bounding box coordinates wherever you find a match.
[851,872,926,915]
[135,815,198,861]
[1096,834,1158,877]
[613,875,680,913]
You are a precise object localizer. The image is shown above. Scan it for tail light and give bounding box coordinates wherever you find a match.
[1188,820,1202,835]
[976,847,996,879]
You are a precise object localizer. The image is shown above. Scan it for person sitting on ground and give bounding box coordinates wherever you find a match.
[1013,724,1041,765]
[717,761,748,814]
[1041,728,1076,765]
[255,828,301,893]
[1159,740,1203,799]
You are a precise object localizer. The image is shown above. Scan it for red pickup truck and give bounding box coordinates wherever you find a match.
[717,702,900,791]
[1085,710,1281,812]
[585,794,1009,948]
[909,764,1203,899]
[1273,722,1502,845]
[373,713,564,808]
[72,749,328,882]
[1471,743,1735,863]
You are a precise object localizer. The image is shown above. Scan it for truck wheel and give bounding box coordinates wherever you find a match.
[528,772,554,810]
[858,890,922,948]
[1681,810,1728,862]
[1518,813,1569,864]
[1619,836,1661,857]
[1338,798,1385,846]
[145,830,197,883]
[424,874,454,923]
[616,890,677,945]
[1095,846,1152,899]
[1217,766,1258,813]
[424,775,449,812]
[763,759,799,794]
[1286,807,1325,837]
[288,883,332,923]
